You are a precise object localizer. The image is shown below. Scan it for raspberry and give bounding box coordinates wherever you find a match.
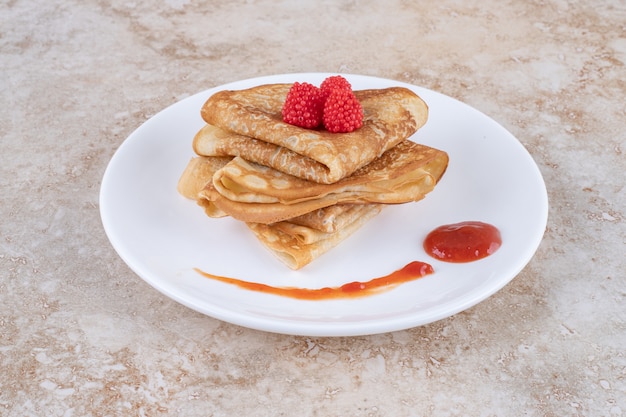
[322,89,364,133]
[320,75,352,100]
[281,82,324,128]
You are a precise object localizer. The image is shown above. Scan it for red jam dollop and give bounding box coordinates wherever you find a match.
[423,221,501,263]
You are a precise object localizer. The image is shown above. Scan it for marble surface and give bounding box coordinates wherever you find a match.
[1,0,625,415]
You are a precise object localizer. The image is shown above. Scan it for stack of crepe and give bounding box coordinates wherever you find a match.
[177,83,449,269]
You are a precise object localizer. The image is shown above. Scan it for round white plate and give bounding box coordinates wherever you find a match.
[100,73,548,336]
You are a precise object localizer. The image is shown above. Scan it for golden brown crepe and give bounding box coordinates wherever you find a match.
[266,205,383,244]
[177,155,232,200]
[177,156,383,232]
[177,156,232,218]
[177,156,387,269]
[246,204,383,270]
[199,140,449,224]
[287,203,379,233]
[197,84,428,184]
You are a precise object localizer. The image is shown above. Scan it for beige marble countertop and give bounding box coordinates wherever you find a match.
[2,0,625,415]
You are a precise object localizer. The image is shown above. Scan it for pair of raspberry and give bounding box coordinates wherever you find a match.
[281,75,364,133]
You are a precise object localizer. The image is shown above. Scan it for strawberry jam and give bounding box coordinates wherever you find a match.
[195,261,433,300]
[423,221,501,263]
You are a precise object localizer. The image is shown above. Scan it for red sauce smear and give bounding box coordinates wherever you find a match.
[423,221,502,263]
[194,261,433,300]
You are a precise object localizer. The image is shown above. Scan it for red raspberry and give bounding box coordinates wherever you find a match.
[281,82,324,128]
[322,89,363,133]
[320,75,352,100]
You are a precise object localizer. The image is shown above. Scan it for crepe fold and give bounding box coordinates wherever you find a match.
[197,84,428,184]
[177,156,386,269]
[286,203,377,233]
[177,155,383,232]
[246,204,383,270]
[198,140,449,224]
[177,155,231,218]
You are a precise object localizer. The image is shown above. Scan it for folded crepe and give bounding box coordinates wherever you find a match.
[177,156,386,269]
[197,84,428,184]
[199,140,449,224]
[246,204,383,270]
[177,155,232,200]
[177,155,232,218]
[177,155,382,232]
[287,203,379,233]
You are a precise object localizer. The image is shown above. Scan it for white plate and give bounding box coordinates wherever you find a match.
[100,73,548,336]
